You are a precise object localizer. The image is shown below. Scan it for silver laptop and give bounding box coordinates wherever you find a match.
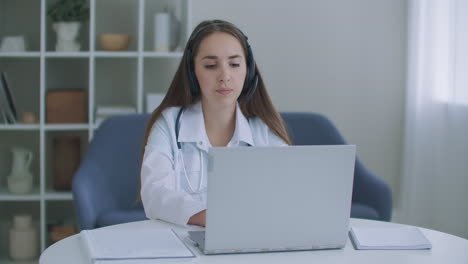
[189,145,356,255]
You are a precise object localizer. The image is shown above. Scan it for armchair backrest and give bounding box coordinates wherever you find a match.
[280,112,392,221]
[280,112,346,145]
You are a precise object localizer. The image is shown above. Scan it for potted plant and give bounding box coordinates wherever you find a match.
[47,0,89,52]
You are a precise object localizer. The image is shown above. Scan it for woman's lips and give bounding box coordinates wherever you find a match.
[216,89,233,95]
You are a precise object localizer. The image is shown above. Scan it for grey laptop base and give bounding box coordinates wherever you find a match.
[188,230,344,254]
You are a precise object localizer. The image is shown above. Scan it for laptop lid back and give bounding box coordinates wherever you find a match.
[204,145,356,254]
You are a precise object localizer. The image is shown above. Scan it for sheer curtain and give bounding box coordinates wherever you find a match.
[401,0,468,238]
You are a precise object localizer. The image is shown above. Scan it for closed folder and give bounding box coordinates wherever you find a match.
[349,226,432,250]
[80,228,195,263]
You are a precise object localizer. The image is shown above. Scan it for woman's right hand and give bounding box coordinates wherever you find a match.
[188,210,206,226]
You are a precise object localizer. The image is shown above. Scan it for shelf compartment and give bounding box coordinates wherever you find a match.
[143,0,189,52]
[45,58,89,92]
[95,0,139,52]
[45,200,77,247]
[0,58,41,124]
[45,131,88,193]
[0,0,41,52]
[0,131,40,194]
[0,201,40,261]
[94,57,138,110]
[45,58,89,125]
[45,0,91,52]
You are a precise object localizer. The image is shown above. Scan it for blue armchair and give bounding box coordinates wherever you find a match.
[73,113,392,230]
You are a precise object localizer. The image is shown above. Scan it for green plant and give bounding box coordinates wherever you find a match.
[47,0,89,22]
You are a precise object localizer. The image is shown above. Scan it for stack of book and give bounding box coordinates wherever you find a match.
[95,105,136,127]
[0,72,18,124]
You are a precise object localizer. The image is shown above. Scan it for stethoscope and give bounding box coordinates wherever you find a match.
[175,106,251,194]
[175,107,205,194]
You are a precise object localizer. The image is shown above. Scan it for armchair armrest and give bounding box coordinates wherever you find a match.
[352,159,393,221]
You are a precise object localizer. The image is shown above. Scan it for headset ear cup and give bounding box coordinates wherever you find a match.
[241,45,258,102]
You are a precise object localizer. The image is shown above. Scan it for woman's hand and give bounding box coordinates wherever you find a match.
[188,210,206,226]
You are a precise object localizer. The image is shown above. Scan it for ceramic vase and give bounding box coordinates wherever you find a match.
[154,12,170,52]
[7,147,34,194]
[53,22,81,52]
[9,215,37,261]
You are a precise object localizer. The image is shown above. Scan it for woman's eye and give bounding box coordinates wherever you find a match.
[230,63,240,67]
[204,64,216,69]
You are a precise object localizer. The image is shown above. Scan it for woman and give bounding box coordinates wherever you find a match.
[140,20,291,227]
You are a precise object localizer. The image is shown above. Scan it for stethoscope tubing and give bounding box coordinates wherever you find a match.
[175,107,205,194]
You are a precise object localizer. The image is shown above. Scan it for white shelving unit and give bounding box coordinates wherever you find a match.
[0,0,191,262]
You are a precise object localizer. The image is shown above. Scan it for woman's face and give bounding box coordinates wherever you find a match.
[194,32,247,108]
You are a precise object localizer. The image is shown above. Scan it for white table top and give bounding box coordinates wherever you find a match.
[40,218,468,264]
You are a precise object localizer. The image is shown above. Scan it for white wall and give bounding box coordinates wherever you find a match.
[193,0,407,206]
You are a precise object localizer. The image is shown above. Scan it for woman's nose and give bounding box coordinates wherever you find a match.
[218,66,231,82]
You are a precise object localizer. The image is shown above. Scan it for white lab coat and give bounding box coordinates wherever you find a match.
[140,101,287,226]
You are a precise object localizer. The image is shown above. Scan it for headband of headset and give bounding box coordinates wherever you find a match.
[185,22,258,102]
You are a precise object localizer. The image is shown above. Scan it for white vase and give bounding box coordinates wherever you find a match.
[153,10,181,52]
[7,147,34,194]
[9,215,38,261]
[53,22,81,52]
[154,13,170,52]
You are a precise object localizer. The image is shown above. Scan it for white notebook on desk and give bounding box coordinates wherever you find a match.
[349,226,432,250]
[80,228,195,264]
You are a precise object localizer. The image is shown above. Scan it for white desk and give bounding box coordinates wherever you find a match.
[39,218,468,264]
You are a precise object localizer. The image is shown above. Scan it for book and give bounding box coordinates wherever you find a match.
[94,105,137,127]
[80,228,195,264]
[0,72,17,124]
[349,226,432,250]
[95,105,136,115]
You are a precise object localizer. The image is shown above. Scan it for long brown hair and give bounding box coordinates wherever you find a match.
[139,20,291,198]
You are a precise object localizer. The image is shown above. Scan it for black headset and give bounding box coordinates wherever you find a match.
[185,22,259,103]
